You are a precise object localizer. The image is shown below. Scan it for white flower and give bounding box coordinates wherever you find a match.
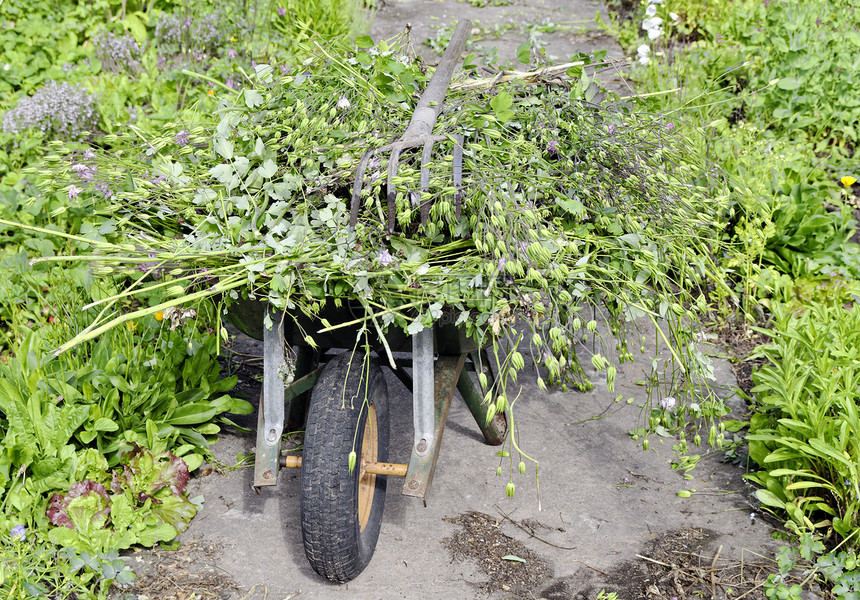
[643,17,663,29]
[669,11,679,22]
[647,27,663,40]
[637,44,651,65]
[639,55,650,65]
[336,96,351,110]
[646,4,657,16]
[659,396,676,411]
[650,0,663,3]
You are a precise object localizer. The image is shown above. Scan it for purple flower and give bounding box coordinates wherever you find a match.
[666,122,675,131]
[225,78,237,90]
[607,124,616,135]
[277,7,287,16]
[280,64,291,75]
[547,140,558,154]
[10,525,26,542]
[1,80,97,140]
[83,148,96,161]
[68,185,81,199]
[95,182,112,198]
[71,163,97,182]
[227,48,238,59]
[378,248,394,266]
[175,130,190,147]
[92,31,142,74]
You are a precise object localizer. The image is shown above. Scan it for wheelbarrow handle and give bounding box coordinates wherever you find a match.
[400,18,472,140]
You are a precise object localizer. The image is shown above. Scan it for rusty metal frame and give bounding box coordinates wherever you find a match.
[402,353,466,504]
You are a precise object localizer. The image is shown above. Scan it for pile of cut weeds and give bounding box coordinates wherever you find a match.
[443,511,552,598]
[635,527,792,600]
[110,539,240,600]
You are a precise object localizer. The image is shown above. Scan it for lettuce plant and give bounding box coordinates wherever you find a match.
[46,445,198,554]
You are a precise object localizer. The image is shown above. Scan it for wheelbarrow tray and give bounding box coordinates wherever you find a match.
[226,295,479,355]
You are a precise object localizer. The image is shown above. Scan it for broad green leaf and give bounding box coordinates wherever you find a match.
[92,417,119,432]
[244,90,264,109]
[168,403,218,425]
[490,91,513,114]
[213,137,234,160]
[254,64,274,83]
[355,35,374,48]
[258,159,278,179]
[756,489,787,508]
[777,77,801,90]
[516,40,530,64]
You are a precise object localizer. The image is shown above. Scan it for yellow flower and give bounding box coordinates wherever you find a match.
[155,311,164,322]
[842,176,857,187]
[207,89,214,96]
[126,321,138,331]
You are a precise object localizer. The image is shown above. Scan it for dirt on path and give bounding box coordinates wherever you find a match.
[111,3,787,599]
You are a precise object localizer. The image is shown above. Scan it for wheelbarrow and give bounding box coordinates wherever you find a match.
[227,20,509,583]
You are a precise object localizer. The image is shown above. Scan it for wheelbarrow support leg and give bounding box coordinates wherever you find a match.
[403,331,466,504]
[254,308,286,487]
[411,328,435,457]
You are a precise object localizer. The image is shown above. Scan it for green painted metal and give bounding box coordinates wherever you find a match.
[402,354,466,504]
[286,347,319,430]
[456,359,508,446]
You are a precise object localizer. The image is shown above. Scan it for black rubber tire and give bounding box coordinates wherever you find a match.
[300,352,389,582]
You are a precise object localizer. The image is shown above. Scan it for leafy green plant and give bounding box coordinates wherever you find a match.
[0,526,132,598]
[759,183,857,280]
[759,533,860,600]
[46,445,198,553]
[271,0,369,47]
[746,302,860,543]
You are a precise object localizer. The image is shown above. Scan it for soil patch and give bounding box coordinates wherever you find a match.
[443,511,553,598]
[607,527,785,600]
[113,539,241,600]
[707,318,770,397]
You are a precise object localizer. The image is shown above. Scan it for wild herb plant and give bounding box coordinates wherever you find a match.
[746,302,860,543]
[0,526,132,598]
[1,81,98,141]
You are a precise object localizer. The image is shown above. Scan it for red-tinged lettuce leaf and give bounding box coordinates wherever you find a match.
[46,480,110,530]
[118,444,190,499]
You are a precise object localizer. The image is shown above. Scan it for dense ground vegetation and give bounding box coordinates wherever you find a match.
[611,0,860,597]
[0,0,858,597]
[0,0,365,595]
